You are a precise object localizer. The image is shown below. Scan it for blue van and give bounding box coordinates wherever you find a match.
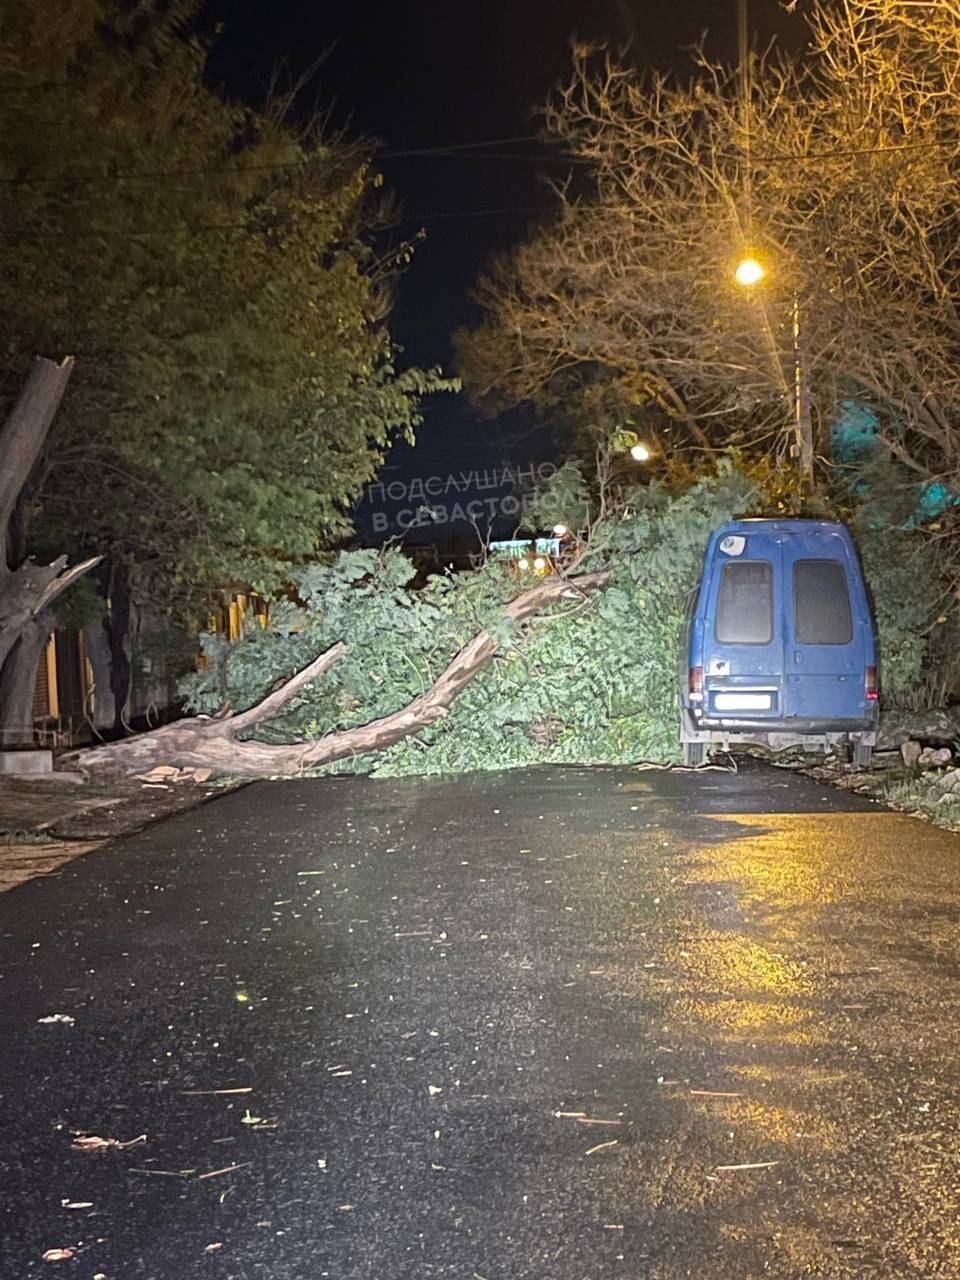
[680,519,878,766]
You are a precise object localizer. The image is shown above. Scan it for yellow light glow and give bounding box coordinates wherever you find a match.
[735,256,766,287]
[629,442,652,462]
[533,556,547,571]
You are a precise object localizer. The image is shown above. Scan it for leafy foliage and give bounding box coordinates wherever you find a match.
[181,467,754,773]
[0,0,452,610]
[181,456,956,775]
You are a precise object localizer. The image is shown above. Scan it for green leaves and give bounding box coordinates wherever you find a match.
[0,1,452,621]
[179,469,749,771]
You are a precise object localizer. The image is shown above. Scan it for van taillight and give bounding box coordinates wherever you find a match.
[865,666,878,701]
[689,666,704,703]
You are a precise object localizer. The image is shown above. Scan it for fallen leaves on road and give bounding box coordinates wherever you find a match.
[37,1014,75,1025]
[42,1248,76,1262]
[241,1109,277,1129]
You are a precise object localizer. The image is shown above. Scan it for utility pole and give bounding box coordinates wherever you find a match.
[792,294,814,484]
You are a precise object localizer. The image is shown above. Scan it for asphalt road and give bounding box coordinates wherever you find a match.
[2,762,960,1279]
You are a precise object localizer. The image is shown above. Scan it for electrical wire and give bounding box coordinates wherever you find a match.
[0,131,945,192]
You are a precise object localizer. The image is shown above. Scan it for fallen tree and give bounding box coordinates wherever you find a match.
[0,356,101,745]
[65,570,611,776]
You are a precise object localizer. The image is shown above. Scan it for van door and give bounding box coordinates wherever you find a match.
[703,532,784,720]
[782,532,865,722]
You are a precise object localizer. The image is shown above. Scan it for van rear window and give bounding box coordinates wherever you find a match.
[794,559,852,644]
[716,560,773,644]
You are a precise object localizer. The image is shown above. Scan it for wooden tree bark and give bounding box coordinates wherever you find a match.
[0,612,55,748]
[0,357,101,740]
[66,570,611,777]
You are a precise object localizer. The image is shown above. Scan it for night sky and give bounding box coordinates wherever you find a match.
[202,0,804,542]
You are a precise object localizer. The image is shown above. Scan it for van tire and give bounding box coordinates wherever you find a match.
[683,742,706,767]
[852,741,873,769]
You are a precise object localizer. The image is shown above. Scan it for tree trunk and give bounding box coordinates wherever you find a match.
[0,356,75,562]
[0,611,54,748]
[104,560,132,735]
[0,356,101,732]
[65,571,611,777]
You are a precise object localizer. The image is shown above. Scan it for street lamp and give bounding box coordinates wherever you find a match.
[734,255,765,287]
[733,254,813,483]
[629,442,652,463]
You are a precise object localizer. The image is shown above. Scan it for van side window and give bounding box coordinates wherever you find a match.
[716,560,773,644]
[794,559,852,644]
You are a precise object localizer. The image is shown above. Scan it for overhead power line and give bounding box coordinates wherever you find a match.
[0,130,946,192]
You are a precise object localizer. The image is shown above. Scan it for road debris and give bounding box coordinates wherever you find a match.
[197,1161,252,1181]
[584,1139,619,1156]
[41,1247,76,1263]
[715,1160,780,1172]
[182,1086,253,1096]
[37,1014,74,1025]
[72,1133,146,1152]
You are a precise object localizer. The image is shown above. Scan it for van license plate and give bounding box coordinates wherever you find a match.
[713,692,772,711]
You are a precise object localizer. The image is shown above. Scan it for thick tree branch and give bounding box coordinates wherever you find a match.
[0,356,74,562]
[65,571,611,776]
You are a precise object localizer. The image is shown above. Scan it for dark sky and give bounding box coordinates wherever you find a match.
[202,1,804,540]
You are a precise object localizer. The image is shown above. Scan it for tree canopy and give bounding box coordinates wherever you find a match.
[0,0,451,609]
[458,1,960,490]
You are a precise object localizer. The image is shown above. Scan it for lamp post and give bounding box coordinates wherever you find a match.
[734,255,814,484]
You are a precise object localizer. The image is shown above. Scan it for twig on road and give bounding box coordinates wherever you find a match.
[584,1139,619,1156]
[715,1160,780,1172]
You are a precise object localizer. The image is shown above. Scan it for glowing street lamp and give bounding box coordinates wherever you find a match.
[552,523,569,537]
[734,255,766,287]
[629,442,652,463]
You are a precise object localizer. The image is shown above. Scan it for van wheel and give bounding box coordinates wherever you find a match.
[852,741,873,769]
[683,742,706,767]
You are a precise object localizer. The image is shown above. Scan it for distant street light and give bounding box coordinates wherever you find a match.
[552,523,569,537]
[629,442,652,462]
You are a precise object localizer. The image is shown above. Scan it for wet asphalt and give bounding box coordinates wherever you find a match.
[2,762,960,1279]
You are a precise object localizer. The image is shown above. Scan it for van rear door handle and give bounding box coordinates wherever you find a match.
[794,651,803,664]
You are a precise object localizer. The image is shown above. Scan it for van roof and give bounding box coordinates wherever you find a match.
[714,518,851,536]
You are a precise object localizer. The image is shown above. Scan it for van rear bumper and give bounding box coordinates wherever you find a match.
[696,714,877,734]
[681,707,877,749]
